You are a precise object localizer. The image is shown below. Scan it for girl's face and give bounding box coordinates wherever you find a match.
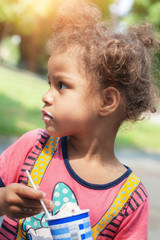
[42,52,101,138]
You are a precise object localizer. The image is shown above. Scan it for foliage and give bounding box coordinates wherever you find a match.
[125,0,160,28]
[0,36,20,66]
[0,0,113,35]
[0,0,114,73]
[122,0,160,86]
[0,0,58,72]
[0,0,56,34]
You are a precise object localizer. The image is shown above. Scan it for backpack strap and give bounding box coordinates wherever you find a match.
[16,136,60,240]
[92,173,140,239]
[28,136,60,187]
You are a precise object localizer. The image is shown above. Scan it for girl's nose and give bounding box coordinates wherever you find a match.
[42,89,53,105]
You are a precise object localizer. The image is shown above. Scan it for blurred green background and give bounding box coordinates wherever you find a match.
[0,0,160,153]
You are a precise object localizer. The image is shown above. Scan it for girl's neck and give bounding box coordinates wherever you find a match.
[66,130,126,185]
[67,129,117,165]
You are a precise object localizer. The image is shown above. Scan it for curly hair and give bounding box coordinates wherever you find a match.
[47,0,159,122]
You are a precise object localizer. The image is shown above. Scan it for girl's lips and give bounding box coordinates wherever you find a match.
[41,109,55,123]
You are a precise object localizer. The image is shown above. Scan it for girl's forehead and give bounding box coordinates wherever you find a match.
[48,52,78,70]
[47,51,86,81]
[48,50,86,77]
[49,44,86,63]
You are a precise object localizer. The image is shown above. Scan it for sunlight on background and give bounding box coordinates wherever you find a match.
[110,0,134,16]
[13,0,56,17]
[0,0,58,69]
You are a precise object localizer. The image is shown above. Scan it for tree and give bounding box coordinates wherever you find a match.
[0,0,114,73]
[125,0,160,28]
[0,0,57,72]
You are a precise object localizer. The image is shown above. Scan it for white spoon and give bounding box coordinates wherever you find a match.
[26,170,51,218]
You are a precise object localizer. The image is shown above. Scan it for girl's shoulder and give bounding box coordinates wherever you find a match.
[0,128,50,173]
[11,128,50,151]
[18,128,49,144]
[0,129,51,186]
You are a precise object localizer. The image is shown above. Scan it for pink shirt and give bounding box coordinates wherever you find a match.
[0,129,148,239]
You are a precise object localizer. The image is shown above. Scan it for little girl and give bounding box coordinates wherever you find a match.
[0,0,159,239]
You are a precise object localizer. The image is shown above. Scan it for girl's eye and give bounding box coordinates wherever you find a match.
[58,82,67,90]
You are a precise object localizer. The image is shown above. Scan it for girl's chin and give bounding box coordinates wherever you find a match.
[45,127,62,138]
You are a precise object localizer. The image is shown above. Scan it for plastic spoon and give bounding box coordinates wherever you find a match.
[26,170,51,218]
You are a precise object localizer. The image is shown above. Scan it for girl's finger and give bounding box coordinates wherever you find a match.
[6,204,43,219]
[12,183,46,200]
[16,197,54,211]
[22,207,42,215]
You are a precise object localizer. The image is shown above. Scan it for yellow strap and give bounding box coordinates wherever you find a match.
[92,173,140,239]
[28,137,60,187]
[16,136,60,239]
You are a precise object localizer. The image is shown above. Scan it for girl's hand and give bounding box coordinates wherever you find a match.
[0,183,54,219]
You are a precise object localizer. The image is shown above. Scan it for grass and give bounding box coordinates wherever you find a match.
[0,65,48,136]
[115,120,160,153]
[0,65,160,153]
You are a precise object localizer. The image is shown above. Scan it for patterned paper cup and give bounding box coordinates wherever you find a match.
[46,209,92,240]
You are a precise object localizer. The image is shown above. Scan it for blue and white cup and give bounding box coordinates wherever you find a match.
[46,209,92,240]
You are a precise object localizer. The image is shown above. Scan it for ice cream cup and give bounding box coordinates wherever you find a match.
[46,209,92,240]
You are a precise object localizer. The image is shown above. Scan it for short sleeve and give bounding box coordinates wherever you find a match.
[114,194,149,240]
[0,129,43,187]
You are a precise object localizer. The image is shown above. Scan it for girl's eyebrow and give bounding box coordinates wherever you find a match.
[47,74,74,82]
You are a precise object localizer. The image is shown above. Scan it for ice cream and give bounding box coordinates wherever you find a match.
[56,202,81,217]
[46,202,92,240]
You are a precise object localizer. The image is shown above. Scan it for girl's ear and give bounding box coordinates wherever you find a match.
[99,87,120,117]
